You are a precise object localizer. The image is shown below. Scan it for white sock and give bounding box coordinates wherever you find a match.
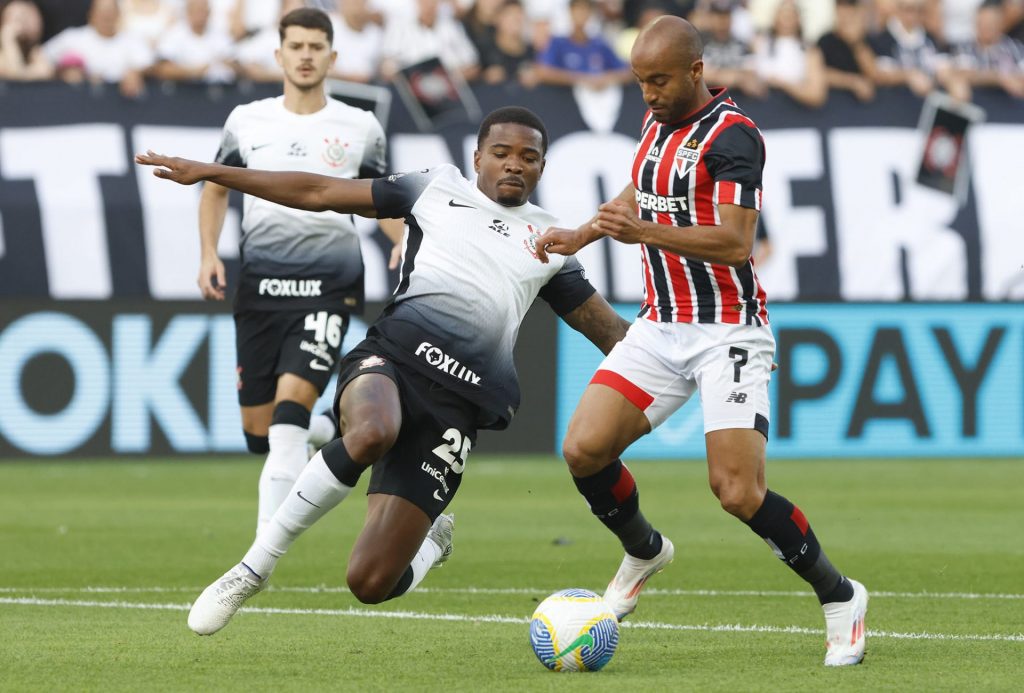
[244,451,353,577]
[307,413,337,449]
[257,423,312,530]
[404,535,443,595]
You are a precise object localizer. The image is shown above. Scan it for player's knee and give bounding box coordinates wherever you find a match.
[714,481,762,521]
[244,432,269,454]
[346,565,393,605]
[562,435,608,477]
[342,419,398,464]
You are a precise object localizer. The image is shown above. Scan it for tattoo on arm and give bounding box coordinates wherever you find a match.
[562,294,630,355]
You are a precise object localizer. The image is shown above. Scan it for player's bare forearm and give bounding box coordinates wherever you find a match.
[599,200,757,267]
[561,292,630,355]
[198,182,229,257]
[635,219,752,266]
[136,151,379,217]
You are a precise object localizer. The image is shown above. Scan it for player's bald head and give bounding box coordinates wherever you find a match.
[628,14,710,123]
[631,14,703,67]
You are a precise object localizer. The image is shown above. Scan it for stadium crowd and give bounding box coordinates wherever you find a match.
[1,0,1022,101]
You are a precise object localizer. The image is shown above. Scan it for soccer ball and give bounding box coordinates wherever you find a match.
[529,588,620,672]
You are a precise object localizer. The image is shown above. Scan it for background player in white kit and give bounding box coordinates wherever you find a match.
[138,106,631,635]
[198,8,400,532]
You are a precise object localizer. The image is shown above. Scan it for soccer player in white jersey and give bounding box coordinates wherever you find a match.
[137,106,631,635]
[198,8,399,533]
[539,16,868,666]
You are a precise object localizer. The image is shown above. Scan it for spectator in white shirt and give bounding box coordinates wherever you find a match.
[379,0,479,81]
[229,0,283,41]
[925,0,986,48]
[235,0,303,81]
[0,0,54,80]
[43,0,153,97]
[330,0,383,82]
[752,0,827,106]
[152,0,235,82]
[121,0,177,48]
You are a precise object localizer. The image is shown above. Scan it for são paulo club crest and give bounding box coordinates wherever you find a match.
[322,137,349,168]
[673,137,700,179]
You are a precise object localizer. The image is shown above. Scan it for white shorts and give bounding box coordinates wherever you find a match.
[592,319,775,436]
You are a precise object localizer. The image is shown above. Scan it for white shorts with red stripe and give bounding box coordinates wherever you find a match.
[592,319,775,436]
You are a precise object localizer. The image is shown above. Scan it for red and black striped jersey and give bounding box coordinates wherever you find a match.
[631,88,769,325]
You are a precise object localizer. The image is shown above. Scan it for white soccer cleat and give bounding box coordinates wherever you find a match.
[823,578,868,666]
[187,562,267,636]
[602,536,675,621]
[426,513,455,568]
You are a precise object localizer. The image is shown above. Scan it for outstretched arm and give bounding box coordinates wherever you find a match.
[135,151,380,217]
[560,292,630,355]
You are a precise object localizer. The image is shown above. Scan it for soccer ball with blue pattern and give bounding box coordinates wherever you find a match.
[529,588,620,672]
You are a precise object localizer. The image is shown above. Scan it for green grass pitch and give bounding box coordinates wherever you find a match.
[2,457,1022,691]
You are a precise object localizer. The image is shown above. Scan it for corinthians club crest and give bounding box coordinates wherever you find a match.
[673,137,700,179]
[322,136,349,168]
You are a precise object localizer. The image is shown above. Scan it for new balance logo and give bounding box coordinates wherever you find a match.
[725,392,747,403]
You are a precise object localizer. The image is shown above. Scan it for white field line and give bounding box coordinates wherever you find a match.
[0,585,1022,600]
[1,596,1023,644]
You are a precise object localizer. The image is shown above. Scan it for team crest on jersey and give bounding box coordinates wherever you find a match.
[322,137,349,168]
[523,224,541,259]
[674,139,700,179]
[358,355,386,370]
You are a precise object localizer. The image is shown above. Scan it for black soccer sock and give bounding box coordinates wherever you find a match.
[320,438,368,487]
[573,459,663,560]
[384,566,415,601]
[244,432,269,454]
[744,490,854,605]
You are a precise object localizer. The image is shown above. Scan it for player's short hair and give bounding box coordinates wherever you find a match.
[477,106,549,154]
[279,7,334,45]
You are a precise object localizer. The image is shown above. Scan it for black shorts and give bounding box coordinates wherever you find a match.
[234,307,350,407]
[334,339,479,521]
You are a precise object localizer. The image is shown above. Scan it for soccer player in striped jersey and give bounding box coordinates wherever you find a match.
[137,107,631,636]
[539,15,868,666]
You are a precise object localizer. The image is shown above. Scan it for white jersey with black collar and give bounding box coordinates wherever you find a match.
[368,164,595,429]
[214,95,387,311]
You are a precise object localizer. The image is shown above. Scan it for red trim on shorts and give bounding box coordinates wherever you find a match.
[591,369,654,411]
[790,506,809,536]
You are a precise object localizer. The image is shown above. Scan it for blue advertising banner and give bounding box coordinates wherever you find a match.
[557,304,1024,458]
[0,301,559,457]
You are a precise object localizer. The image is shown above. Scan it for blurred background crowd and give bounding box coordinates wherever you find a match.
[1,0,1022,101]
